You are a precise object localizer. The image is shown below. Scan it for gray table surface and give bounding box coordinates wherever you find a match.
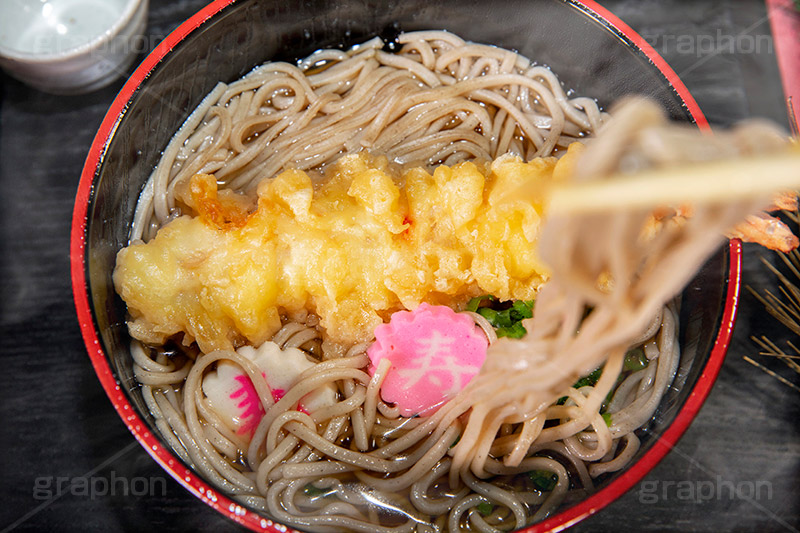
[1,0,798,531]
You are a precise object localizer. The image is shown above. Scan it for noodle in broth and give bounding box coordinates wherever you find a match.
[132,30,605,242]
[118,31,790,532]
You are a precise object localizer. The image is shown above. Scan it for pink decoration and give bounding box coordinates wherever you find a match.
[367,303,489,417]
[230,374,265,436]
[271,388,286,402]
[228,379,310,437]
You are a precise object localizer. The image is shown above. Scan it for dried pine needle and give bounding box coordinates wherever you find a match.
[743,356,800,393]
[749,201,800,391]
[751,335,800,373]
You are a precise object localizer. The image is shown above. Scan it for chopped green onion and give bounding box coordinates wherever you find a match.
[623,347,649,372]
[510,299,535,320]
[496,321,528,339]
[476,501,493,516]
[573,366,603,389]
[302,484,329,497]
[527,470,558,491]
[478,307,500,323]
[467,296,535,338]
[466,295,497,312]
[602,412,613,426]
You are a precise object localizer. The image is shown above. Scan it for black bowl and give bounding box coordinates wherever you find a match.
[71,0,737,530]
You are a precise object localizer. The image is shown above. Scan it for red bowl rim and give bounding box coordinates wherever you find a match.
[70,0,735,531]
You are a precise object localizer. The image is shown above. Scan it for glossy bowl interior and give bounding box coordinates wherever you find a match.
[71,0,738,531]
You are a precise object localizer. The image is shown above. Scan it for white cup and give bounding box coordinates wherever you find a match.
[0,0,149,94]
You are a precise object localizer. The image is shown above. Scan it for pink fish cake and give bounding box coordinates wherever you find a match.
[367,303,489,416]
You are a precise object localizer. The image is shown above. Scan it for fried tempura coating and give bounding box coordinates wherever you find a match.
[115,150,582,352]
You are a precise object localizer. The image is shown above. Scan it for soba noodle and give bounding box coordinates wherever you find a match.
[131,30,605,242]
[120,32,790,532]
